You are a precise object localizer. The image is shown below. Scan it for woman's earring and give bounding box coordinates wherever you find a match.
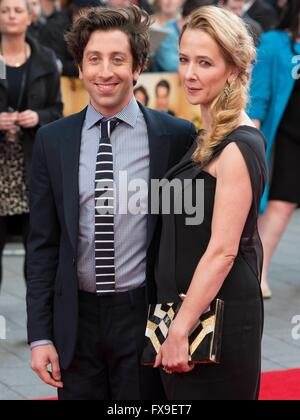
[224,83,234,99]
[223,83,234,107]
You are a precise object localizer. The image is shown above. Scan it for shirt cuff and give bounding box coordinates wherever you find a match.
[30,340,53,350]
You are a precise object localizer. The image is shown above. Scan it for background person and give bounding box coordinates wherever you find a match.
[155,79,175,115]
[0,0,62,291]
[219,0,262,44]
[134,85,150,106]
[248,0,300,298]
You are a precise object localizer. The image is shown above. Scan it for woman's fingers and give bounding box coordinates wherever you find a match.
[154,351,162,368]
[180,362,195,373]
[167,362,195,374]
[17,111,39,128]
[0,113,18,130]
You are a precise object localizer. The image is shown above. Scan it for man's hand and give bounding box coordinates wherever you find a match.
[17,110,39,128]
[31,344,63,388]
[0,112,18,131]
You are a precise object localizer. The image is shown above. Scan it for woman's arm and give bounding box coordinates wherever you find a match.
[155,141,253,373]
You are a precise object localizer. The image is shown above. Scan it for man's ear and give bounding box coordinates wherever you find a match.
[133,65,142,84]
[78,65,83,80]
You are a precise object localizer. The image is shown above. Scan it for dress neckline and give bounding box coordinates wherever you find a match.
[6,59,29,70]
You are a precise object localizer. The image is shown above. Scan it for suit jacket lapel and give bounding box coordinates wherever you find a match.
[139,106,171,249]
[140,105,171,181]
[61,108,87,253]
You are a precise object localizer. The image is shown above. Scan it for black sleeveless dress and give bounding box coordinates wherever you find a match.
[154,126,267,400]
[269,77,300,206]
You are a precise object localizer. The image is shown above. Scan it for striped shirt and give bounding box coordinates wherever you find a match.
[77,97,150,293]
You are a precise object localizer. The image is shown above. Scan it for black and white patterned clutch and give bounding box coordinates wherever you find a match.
[141,298,224,365]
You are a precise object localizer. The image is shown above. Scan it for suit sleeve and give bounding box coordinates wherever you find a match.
[188,122,197,146]
[26,129,60,343]
[182,121,197,154]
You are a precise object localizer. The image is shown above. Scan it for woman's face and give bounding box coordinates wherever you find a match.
[0,0,31,36]
[179,29,236,107]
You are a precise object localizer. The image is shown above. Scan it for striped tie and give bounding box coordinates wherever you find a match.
[95,118,120,295]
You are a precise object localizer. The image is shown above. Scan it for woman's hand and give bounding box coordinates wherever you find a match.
[17,110,39,128]
[153,326,195,374]
[0,112,18,131]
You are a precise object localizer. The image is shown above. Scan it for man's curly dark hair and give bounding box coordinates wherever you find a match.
[65,5,151,72]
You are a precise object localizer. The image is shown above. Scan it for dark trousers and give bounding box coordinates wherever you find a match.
[0,214,29,289]
[58,288,165,400]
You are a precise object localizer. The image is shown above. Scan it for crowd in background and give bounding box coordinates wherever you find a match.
[0,0,299,300]
[3,0,285,75]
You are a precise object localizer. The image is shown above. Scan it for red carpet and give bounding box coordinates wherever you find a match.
[40,369,300,400]
[259,369,300,400]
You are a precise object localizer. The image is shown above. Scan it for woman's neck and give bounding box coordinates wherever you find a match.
[200,105,212,131]
[1,35,27,55]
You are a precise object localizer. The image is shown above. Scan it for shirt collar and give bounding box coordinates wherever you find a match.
[85,96,140,130]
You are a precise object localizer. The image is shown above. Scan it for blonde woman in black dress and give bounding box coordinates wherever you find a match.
[153,6,267,400]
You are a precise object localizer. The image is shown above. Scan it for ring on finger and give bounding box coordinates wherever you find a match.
[163,367,173,374]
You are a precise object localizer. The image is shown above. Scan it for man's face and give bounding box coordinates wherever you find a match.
[28,0,42,22]
[79,30,141,117]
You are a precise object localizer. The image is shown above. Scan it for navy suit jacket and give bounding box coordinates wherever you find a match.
[26,105,196,369]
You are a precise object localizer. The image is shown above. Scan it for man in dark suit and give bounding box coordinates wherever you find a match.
[243,0,279,31]
[27,6,195,400]
[218,1,263,44]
